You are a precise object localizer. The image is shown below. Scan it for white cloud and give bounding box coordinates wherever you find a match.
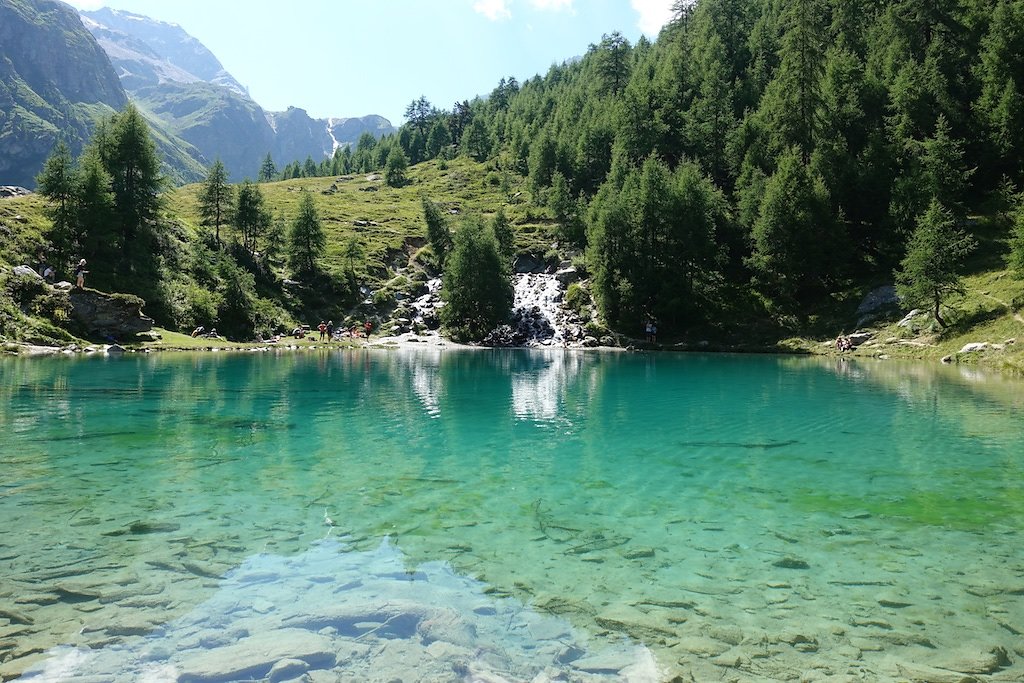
[473,0,512,21]
[631,0,675,36]
[529,0,574,11]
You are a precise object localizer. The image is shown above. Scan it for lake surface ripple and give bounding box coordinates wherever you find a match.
[1,350,1022,682]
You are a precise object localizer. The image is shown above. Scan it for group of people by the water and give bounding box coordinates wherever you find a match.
[835,334,854,352]
[34,252,88,288]
[644,318,658,344]
[291,320,373,342]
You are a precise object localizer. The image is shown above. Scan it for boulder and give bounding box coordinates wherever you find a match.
[12,265,42,279]
[898,309,924,328]
[69,289,154,339]
[514,254,546,274]
[959,342,989,354]
[847,332,873,347]
[554,267,579,284]
[856,285,901,325]
[0,186,32,198]
[176,630,335,683]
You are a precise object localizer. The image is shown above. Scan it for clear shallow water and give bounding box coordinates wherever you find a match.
[1,350,1022,682]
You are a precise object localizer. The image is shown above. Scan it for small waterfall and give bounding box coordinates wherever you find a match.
[510,273,566,346]
[387,274,588,347]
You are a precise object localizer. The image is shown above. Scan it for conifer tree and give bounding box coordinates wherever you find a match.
[1008,195,1024,277]
[748,148,835,308]
[341,235,364,282]
[235,180,270,257]
[258,153,277,182]
[302,156,318,178]
[36,141,80,269]
[590,32,632,96]
[75,149,117,286]
[974,0,1024,184]
[287,190,325,275]
[491,207,514,260]
[760,0,824,163]
[405,96,434,137]
[426,119,452,159]
[263,210,286,266]
[422,197,453,264]
[461,118,492,162]
[441,216,513,341]
[895,199,976,327]
[105,103,162,246]
[384,147,409,187]
[198,160,233,247]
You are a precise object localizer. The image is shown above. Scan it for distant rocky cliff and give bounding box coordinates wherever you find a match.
[0,0,127,187]
[0,1,399,188]
[81,7,397,182]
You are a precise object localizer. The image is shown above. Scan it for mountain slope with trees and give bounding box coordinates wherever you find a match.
[4,0,1024,371]
[0,0,127,187]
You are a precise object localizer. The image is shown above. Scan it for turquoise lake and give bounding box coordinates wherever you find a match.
[1,349,1022,682]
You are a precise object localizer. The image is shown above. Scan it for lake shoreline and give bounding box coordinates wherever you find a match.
[3,321,1023,376]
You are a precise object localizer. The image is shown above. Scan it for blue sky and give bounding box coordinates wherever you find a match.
[64,0,676,125]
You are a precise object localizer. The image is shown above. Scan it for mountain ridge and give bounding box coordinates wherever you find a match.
[80,6,398,181]
[0,0,127,187]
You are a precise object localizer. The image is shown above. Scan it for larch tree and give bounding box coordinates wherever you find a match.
[384,147,409,187]
[258,153,278,182]
[234,180,270,257]
[105,103,162,247]
[440,216,513,341]
[36,141,80,269]
[198,159,233,248]
[895,199,976,327]
[287,190,325,276]
[422,197,453,265]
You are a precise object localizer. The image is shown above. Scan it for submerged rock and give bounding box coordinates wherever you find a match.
[772,556,810,569]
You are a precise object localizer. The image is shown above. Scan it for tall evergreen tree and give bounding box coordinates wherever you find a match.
[302,156,318,178]
[440,216,513,341]
[405,96,434,137]
[748,148,836,308]
[263,210,286,266]
[590,32,632,96]
[198,160,233,247]
[974,0,1024,185]
[341,235,364,281]
[385,147,409,187]
[258,153,277,182]
[426,119,453,159]
[105,103,162,247]
[895,199,976,326]
[491,207,514,260]
[75,149,117,288]
[760,0,825,163]
[461,118,492,161]
[422,197,453,264]
[36,141,80,269]
[287,190,325,275]
[235,180,270,256]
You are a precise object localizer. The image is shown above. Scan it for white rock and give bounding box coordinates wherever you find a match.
[959,342,989,353]
[175,629,335,682]
[897,309,923,327]
[267,657,309,682]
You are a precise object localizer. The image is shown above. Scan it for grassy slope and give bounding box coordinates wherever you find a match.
[166,157,555,281]
[3,158,1024,371]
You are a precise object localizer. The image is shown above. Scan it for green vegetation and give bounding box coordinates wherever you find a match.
[440,216,513,341]
[5,0,1024,369]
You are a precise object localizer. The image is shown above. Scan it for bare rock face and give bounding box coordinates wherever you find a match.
[69,289,154,339]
